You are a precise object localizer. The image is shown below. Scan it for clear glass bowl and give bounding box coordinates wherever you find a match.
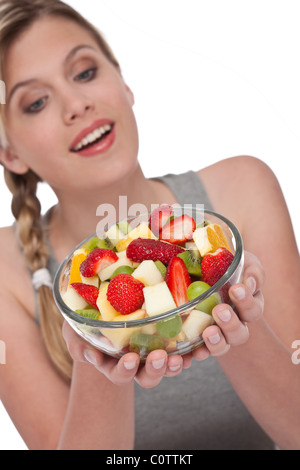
[53,206,244,360]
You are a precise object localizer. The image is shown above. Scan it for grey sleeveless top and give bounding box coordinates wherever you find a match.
[37,171,275,450]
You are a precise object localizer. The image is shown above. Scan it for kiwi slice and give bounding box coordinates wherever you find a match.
[154,260,167,279]
[129,332,165,353]
[177,250,202,277]
[75,308,100,320]
[83,236,112,252]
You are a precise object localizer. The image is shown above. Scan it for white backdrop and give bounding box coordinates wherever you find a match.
[0,0,299,450]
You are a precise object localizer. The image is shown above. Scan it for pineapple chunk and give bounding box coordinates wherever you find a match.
[182,309,214,341]
[192,223,231,256]
[96,283,119,321]
[116,222,157,252]
[99,250,135,282]
[61,285,88,311]
[100,309,146,350]
[132,260,163,286]
[143,282,177,317]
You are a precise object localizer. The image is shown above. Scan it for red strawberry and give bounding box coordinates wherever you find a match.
[80,248,118,277]
[165,256,191,306]
[71,283,99,309]
[160,214,196,244]
[201,247,234,286]
[126,238,184,265]
[149,204,174,237]
[106,274,145,315]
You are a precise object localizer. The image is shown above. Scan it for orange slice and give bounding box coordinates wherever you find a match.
[69,249,88,285]
[192,223,232,256]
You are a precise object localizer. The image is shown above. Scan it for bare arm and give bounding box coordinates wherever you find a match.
[195,157,300,449]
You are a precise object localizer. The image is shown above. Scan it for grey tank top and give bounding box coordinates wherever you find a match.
[39,171,274,450]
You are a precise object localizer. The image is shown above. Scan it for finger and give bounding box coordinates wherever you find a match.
[243,251,266,294]
[164,354,183,377]
[212,304,250,346]
[192,344,211,362]
[229,283,264,323]
[202,325,231,357]
[134,350,168,388]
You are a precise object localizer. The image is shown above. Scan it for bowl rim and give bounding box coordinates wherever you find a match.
[53,208,243,329]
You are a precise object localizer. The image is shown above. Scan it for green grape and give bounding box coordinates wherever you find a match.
[156,315,182,338]
[111,265,134,278]
[187,281,220,315]
[129,332,165,353]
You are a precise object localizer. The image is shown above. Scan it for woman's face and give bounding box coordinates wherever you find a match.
[3,16,139,192]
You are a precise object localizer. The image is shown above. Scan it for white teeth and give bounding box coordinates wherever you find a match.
[73,124,112,151]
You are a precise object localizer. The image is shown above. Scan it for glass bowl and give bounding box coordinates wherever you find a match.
[53,206,244,360]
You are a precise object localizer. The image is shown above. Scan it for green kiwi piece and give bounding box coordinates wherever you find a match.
[83,236,112,252]
[129,332,165,353]
[118,221,132,235]
[154,260,167,279]
[75,308,100,320]
[177,250,202,277]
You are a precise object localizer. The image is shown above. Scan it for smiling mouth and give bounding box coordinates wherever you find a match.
[71,124,114,152]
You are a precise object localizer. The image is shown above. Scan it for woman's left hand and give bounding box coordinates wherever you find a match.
[192,250,265,361]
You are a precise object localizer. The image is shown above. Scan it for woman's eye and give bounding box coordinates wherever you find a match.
[74,67,98,82]
[25,97,47,114]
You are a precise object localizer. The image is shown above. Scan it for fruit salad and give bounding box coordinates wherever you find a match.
[59,206,241,358]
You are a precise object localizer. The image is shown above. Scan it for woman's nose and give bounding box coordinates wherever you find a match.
[62,89,93,124]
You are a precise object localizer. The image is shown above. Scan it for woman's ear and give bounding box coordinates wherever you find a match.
[0,146,29,174]
[124,83,135,107]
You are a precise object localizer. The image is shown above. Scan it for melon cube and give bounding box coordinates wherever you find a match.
[132,260,163,286]
[143,282,177,317]
[182,309,214,341]
[96,283,119,321]
[116,222,157,252]
[61,285,88,311]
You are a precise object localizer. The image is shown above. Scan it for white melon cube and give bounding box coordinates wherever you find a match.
[105,224,126,247]
[132,260,163,286]
[143,282,177,317]
[61,286,88,311]
[182,309,214,341]
[116,222,157,252]
[192,226,212,256]
[80,274,99,287]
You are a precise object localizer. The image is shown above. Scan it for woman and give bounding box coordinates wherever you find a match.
[0,0,299,450]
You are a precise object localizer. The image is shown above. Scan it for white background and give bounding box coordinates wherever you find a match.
[0,0,299,450]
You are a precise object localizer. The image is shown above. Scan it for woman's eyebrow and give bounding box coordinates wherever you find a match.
[7,44,96,103]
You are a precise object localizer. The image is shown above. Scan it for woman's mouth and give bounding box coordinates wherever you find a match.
[70,120,115,157]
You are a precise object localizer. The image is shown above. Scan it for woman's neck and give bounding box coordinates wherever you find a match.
[48,165,173,262]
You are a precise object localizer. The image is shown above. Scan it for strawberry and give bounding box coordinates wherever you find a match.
[106,274,145,315]
[71,283,99,309]
[160,214,196,244]
[126,238,184,265]
[149,204,174,237]
[79,248,118,278]
[165,256,191,306]
[201,247,234,286]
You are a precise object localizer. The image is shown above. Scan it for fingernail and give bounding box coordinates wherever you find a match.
[245,276,256,295]
[124,360,137,370]
[168,364,181,372]
[152,358,166,369]
[217,308,231,322]
[209,333,221,344]
[233,286,246,300]
[84,349,97,365]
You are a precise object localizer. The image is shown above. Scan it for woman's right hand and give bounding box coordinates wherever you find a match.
[62,321,189,388]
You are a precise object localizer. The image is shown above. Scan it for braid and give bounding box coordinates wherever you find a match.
[4,168,73,381]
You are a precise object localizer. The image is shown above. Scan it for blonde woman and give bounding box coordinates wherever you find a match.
[0,0,299,450]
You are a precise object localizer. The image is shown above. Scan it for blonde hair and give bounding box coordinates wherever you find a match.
[0,0,120,381]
